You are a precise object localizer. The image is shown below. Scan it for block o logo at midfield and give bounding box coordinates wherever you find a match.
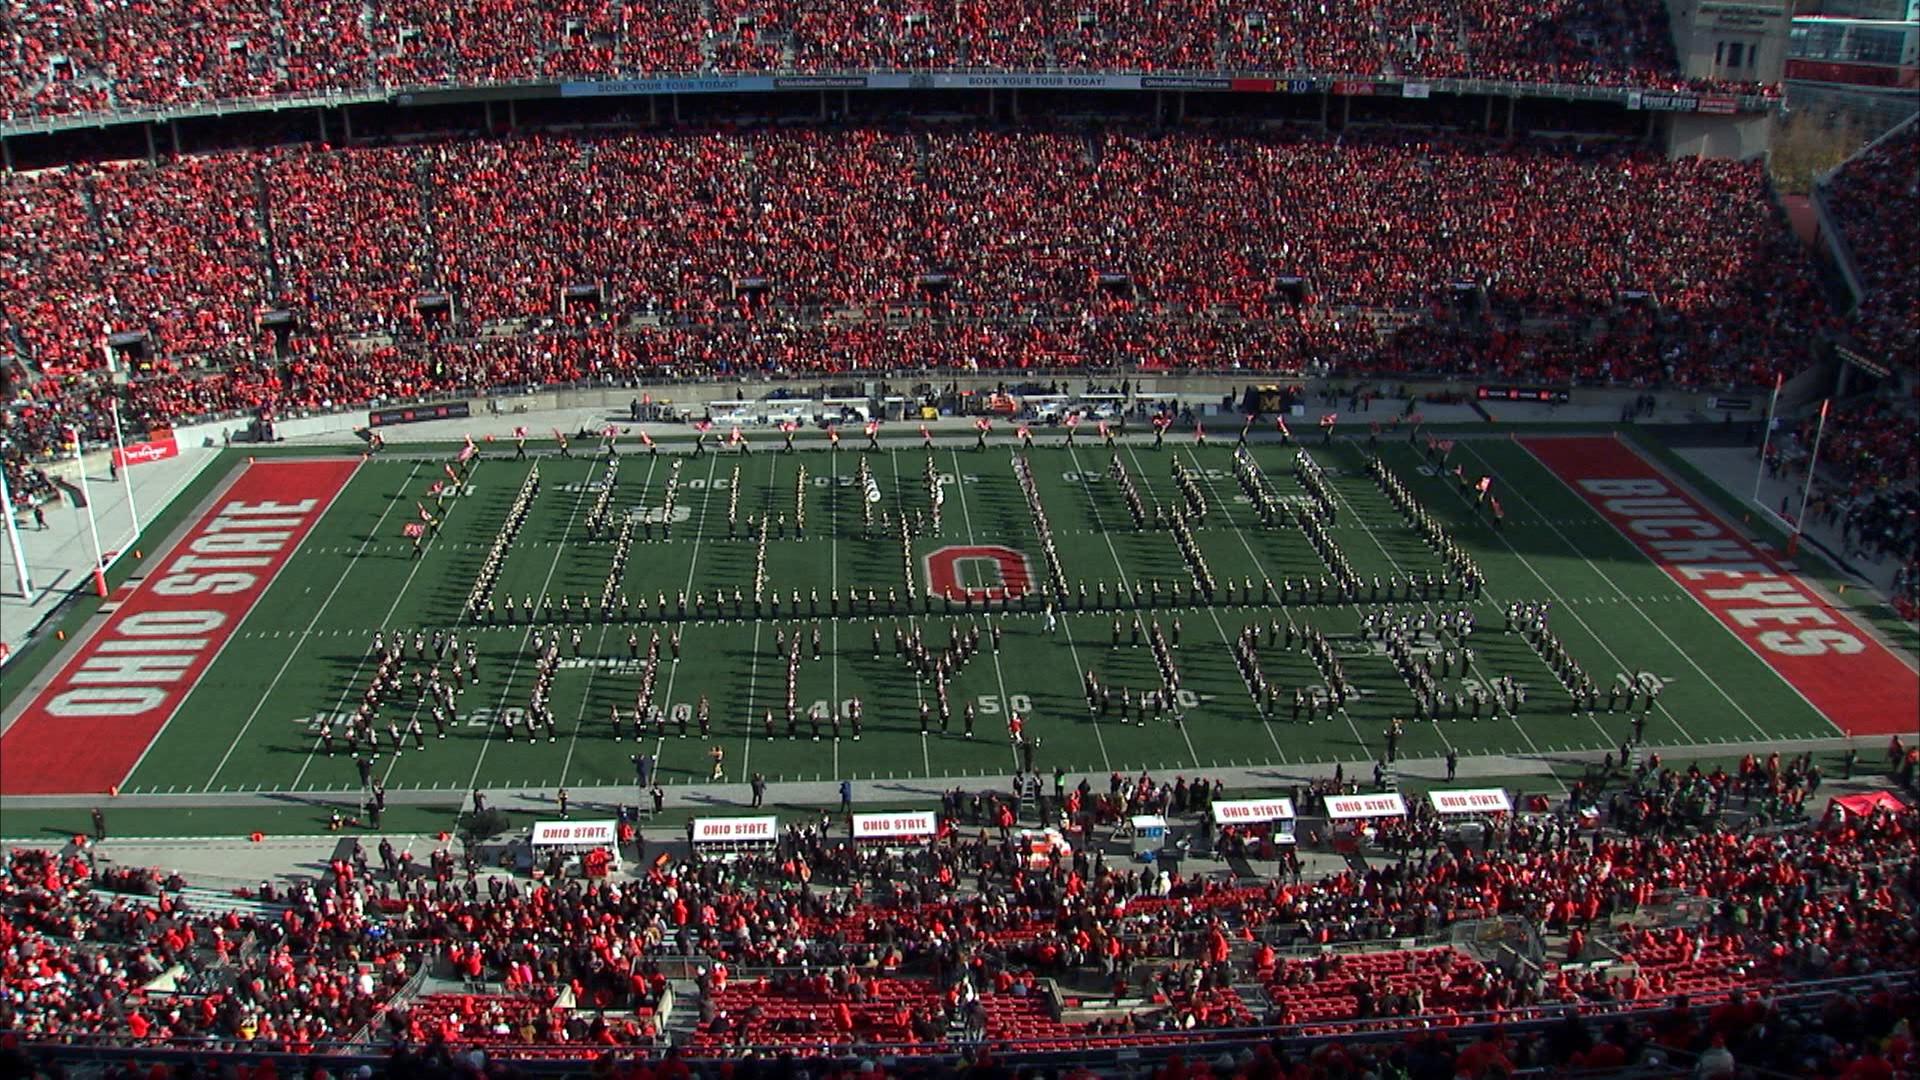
[925,545,1034,601]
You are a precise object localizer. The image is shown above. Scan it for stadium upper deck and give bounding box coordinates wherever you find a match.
[1,0,1769,124]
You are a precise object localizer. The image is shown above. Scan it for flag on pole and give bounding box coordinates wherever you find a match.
[458,442,477,463]
[1435,439,1455,456]
[694,419,712,434]
[1097,420,1109,438]
[1016,424,1032,441]
[865,420,879,437]
[919,423,930,441]
[428,480,445,497]
[1194,421,1206,442]
[513,425,529,438]
[603,424,617,439]
[783,421,799,433]
[1320,413,1338,429]
[443,463,459,483]
[829,426,841,445]
[639,431,654,448]
[1152,414,1172,431]
[1489,496,1503,518]
[402,523,426,539]
[1476,475,1492,495]
[975,417,992,432]
[1369,420,1381,436]
[729,427,743,445]
[1410,412,1424,427]
[1275,416,1290,438]
[552,427,566,441]
[417,503,435,523]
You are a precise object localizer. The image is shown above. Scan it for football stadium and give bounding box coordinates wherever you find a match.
[1,4,1917,1077]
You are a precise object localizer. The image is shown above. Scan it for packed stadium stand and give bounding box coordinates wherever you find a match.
[1821,118,1920,372]
[0,754,1915,1075]
[0,0,1772,123]
[2,126,1828,460]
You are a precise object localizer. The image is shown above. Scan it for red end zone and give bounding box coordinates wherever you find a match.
[1522,437,1917,736]
[0,459,358,795]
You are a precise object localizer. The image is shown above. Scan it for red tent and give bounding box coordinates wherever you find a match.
[1827,790,1908,819]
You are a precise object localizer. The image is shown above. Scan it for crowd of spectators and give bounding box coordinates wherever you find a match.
[1,125,1825,466]
[1821,119,1920,371]
[0,0,1774,123]
[2,751,1916,1076]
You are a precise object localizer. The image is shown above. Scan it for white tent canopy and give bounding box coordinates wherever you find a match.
[1211,797,1297,824]
[1429,788,1512,815]
[1325,793,1408,821]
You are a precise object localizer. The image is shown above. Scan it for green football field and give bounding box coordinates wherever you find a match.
[66,432,1889,801]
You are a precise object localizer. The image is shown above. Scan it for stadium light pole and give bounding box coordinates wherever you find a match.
[101,342,142,544]
[69,426,109,597]
[0,466,33,598]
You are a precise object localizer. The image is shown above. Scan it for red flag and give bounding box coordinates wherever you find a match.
[603,425,617,439]
[1097,420,1109,438]
[919,423,930,440]
[1320,413,1338,429]
[443,463,459,483]
[829,426,841,443]
[730,427,743,444]
[865,420,879,437]
[1016,425,1032,440]
[1476,475,1492,494]
[1410,412,1424,426]
[975,417,992,432]
[694,419,712,434]
[782,421,798,433]
[1489,496,1503,518]
[1436,439,1455,456]
[513,426,529,438]
[1193,421,1205,440]
[1065,413,1081,428]
[1369,420,1381,436]
[402,523,426,539]
[457,443,477,463]
[417,503,434,523]
[551,427,565,441]
[428,480,445,497]
[1152,415,1172,431]
[1275,416,1290,438]
[640,431,654,448]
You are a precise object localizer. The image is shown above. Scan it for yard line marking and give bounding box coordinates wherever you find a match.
[1167,446,1330,764]
[200,459,401,790]
[287,461,483,791]
[559,453,661,787]
[830,447,842,781]
[458,457,609,801]
[739,451,789,780]
[1300,447,1600,768]
[1461,441,1740,743]
[654,452,723,783]
[1132,444,1367,753]
[889,450,949,776]
[947,449,1041,776]
[1076,444,1203,770]
[1412,443,1698,747]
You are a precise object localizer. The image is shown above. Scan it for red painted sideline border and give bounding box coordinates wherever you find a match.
[0,459,359,795]
[1521,436,1917,737]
